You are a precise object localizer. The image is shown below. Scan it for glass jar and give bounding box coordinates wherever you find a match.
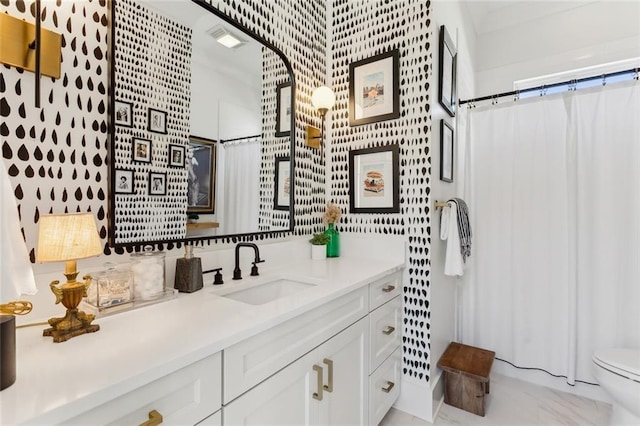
[130,246,166,301]
[85,263,133,310]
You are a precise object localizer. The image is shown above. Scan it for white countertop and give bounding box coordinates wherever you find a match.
[0,255,404,425]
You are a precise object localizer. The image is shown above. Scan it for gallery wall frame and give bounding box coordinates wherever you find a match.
[168,144,185,168]
[148,107,167,134]
[349,144,400,213]
[440,119,454,183]
[114,168,135,194]
[348,49,400,126]
[439,25,457,117]
[148,171,167,196]
[275,81,292,137]
[114,100,133,127]
[132,137,152,163]
[187,135,216,214]
[273,156,291,210]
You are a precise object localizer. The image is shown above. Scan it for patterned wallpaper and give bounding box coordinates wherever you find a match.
[329,0,434,383]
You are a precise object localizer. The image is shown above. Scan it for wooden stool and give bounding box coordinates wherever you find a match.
[437,342,495,416]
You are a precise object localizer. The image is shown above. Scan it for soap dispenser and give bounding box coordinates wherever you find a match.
[174,244,203,293]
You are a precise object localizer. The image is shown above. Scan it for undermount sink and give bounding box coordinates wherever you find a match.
[220,278,317,305]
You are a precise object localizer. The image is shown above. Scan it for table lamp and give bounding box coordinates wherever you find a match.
[37,213,103,343]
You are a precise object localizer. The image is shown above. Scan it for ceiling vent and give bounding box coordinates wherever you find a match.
[207,26,247,49]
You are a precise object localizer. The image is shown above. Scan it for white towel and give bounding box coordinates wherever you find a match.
[1,161,37,301]
[440,202,464,277]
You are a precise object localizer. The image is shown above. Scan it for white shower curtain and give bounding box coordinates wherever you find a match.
[460,82,640,385]
[217,140,261,235]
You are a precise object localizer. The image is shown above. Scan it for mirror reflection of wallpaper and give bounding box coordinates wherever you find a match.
[112,0,191,244]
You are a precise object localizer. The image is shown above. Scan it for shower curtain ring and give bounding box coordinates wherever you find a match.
[601,74,606,86]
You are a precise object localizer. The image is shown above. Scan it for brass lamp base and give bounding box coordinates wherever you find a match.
[44,270,99,343]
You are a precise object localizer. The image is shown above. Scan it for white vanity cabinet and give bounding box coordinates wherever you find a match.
[368,272,402,425]
[62,352,222,426]
[223,317,369,425]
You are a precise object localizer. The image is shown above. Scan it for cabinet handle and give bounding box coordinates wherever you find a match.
[323,358,334,393]
[382,326,395,335]
[382,285,396,293]
[139,410,163,426]
[312,365,324,401]
[381,381,395,393]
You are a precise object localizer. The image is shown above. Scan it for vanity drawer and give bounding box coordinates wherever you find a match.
[369,271,401,311]
[369,296,402,372]
[64,352,222,426]
[224,286,368,403]
[369,347,402,426]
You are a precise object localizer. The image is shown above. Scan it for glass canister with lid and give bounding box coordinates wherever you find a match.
[130,246,166,301]
[85,262,133,310]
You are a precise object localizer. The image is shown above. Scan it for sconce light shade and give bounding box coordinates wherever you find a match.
[311,86,336,114]
[37,213,102,263]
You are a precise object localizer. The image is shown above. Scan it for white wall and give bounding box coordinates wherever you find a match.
[473,1,640,95]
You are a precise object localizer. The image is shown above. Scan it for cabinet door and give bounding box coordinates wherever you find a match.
[318,317,369,426]
[223,350,320,426]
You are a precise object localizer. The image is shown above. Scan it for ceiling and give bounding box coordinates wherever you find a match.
[461,1,599,35]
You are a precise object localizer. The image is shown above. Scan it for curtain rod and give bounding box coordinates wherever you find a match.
[219,134,262,144]
[459,67,639,106]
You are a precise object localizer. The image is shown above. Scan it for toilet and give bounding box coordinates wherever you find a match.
[592,348,640,425]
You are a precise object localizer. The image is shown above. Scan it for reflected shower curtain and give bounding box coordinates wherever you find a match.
[460,82,640,385]
[217,140,261,235]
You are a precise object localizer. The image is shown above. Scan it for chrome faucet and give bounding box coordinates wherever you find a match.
[233,243,264,280]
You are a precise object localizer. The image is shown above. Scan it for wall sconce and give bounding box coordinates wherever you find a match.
[306,86,336,149]
[0,0,62,107]
[37,213,103,342]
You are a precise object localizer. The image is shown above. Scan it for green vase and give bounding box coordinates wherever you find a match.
[325,223,340,258]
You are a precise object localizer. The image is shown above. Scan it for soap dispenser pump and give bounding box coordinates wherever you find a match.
[174,244,203,293]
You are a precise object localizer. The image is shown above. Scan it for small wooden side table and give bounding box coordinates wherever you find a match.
[437,342,495,416]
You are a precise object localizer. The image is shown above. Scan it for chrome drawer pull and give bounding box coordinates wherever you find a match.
[313,364,324,401]
[381,381,395,393]
[140,410,163,426]
[382,326,395,335]
[382,285,396,293]
[323,358,334,393]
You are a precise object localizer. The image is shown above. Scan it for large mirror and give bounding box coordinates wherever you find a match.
[108,0,294,246]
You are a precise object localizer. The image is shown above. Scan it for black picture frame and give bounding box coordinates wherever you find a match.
[275,82,292,137]
[132,138,152,163]
[273,156,291,211]
[148,172,167,196]
[114,168,135,194]
[439,25,457,117]
[349,144,400,213]
[168,144,185,168]
[187,135,216,214]
[148,108,167,134]
[114,100,133,127]
[440,120,454,183]
[349,49,400,126]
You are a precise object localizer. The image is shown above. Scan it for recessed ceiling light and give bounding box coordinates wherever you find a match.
[207,26,246,49]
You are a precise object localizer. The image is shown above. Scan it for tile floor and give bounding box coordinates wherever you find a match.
[380,373,612,425]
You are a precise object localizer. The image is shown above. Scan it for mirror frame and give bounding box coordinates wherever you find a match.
[108,0,296,248]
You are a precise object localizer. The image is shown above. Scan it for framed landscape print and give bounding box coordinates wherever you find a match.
[132,138,152,163]
[114,168,134,194]
[349,49,400,126]
[349,144,399,213]
[440,120,454,183]
[187,135,216,214]
[439,25,457,117]
[148,108,167,134]
[273,156,291,210]
[276,82,292,137]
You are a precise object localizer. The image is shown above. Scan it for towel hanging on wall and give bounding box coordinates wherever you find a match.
[440,198,472,277]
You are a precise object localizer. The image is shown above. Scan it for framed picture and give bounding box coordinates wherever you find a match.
[148,108,167,134]
[114,100,133,127]
[132,138,152,163]
[349,144,400,213]
[114,168,134,194]
[276,82,292,137]
[349,49,399,126]
[148,172,166,196]
[187,135,216,214]
[168,144,185,168]
[440,120,454,183]
[273,156,291,210]
[439,25,457,117]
